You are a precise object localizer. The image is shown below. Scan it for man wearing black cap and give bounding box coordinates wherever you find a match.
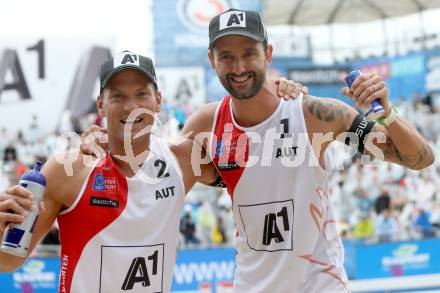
[0,49,303,292]
[0,50,227,292]
[179,8,432,292]
[77,8,432,292]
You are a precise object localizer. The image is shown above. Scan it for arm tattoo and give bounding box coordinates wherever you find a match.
[303,96,349,122]
[399,143,432,169]
[365,125,433,169]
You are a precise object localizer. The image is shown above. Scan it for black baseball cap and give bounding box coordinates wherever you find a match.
[208,8,268,50]
[100,50,157,93]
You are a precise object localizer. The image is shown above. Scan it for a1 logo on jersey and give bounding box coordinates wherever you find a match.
[238,199,294,252]
[100,244,164,293]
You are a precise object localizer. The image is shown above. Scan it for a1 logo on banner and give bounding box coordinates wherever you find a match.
[176,0,239,33]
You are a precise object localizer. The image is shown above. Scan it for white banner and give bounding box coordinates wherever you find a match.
[0,37,113,136]
[156,67,206,107]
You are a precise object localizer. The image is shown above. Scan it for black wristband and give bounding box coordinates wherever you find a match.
[344,114,375,154]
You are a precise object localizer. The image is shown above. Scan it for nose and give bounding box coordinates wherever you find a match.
[231,58,246,75]
[123,96,138,113]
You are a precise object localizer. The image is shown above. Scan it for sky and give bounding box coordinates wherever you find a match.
[2,0,440,63]
[0,0,154,55]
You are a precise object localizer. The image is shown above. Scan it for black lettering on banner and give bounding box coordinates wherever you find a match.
[227,13,244,26]
[26,39,45,79]
[121,250,158,290]
[175,78,192,101]
[262,207,290,245]
[154,159,170,178]
[0,49,31,100]
[65,46,111,118]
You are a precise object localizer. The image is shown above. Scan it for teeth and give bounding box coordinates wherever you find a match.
[232,74,251,83]
[122,119,142,124]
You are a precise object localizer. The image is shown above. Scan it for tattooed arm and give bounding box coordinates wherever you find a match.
[302,95,434,170]
[364,119,434,170]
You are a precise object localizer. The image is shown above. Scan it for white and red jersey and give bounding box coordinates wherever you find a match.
[209,95,349,292]
[57,135,184,293]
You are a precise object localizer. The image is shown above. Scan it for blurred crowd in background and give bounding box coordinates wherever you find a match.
[0,92,439,254]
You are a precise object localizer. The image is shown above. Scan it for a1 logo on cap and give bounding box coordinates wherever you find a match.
[113,52,140,68]
[219,10,246,30]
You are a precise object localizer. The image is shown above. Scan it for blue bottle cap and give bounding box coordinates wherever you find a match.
[20,161,46,187]
[344,70,361,89]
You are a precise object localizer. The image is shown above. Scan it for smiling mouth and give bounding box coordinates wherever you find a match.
[121,118,143,124]
[230,73,253,84]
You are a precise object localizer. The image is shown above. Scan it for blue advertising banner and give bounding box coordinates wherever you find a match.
[172,247,236,291]
[0,257,59,292]
[153,0,260,67]
[352,53,426,101]
[1,239,439,291]
[425,48,440,93]
[354,238,440,279]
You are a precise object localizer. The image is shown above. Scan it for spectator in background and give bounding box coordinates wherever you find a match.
[423,91,435,113]
[354,186,374,215]
[16,130,25,145]
[3,143,17,163]
[174,105,186,130]
[198,201,216,246]
[0,127,11,153]
[12,159,27,184]
[431,201,440,236]
[212,217,227,245]
[180,208,200,246]
[375,209,398,242]
[27,114,42,143]
[353,212,374,241]
[413,91,425,111]
[413,208,434,239]
[375,189,391,215]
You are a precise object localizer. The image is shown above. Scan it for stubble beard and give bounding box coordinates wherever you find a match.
[220,69,266,100]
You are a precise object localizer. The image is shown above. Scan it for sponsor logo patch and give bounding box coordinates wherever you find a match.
[90,197,119,208]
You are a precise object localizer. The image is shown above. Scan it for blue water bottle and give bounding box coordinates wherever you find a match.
[1,161,46,257]
[344,70,385,120]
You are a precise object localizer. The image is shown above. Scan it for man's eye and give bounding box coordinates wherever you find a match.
[138,91,151,97]
[244,51,257,58]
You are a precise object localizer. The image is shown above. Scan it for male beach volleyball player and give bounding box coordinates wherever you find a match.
[0,50,303,293]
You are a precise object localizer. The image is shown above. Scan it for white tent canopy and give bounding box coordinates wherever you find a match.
[262,0,440,25]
